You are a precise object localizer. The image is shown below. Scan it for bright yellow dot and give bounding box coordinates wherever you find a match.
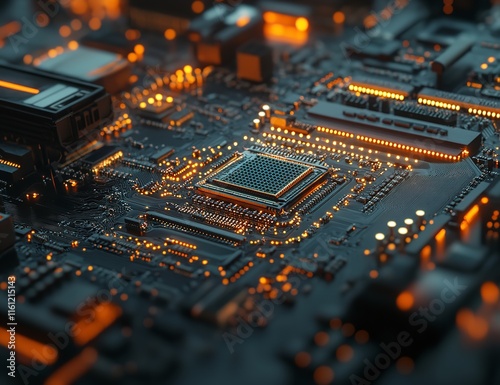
[295,17,309,32]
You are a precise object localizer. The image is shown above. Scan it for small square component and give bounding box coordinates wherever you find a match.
[197,150,327,212]
[214,154,311,199]
[36,46,131,93]
[237,41,273,82]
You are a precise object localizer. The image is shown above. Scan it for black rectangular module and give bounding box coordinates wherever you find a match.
[36,46,132,94]
[146,211,246,246]
[347,75,414,100]
[0,142,34,183]
[418,87,500,117]
[150,146,175,164]
[82,145,121,169]
[308,102,481,161]
[0,63,112,156]
[128,0,211,34]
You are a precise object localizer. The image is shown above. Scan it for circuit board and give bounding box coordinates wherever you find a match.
[1,1,500,385]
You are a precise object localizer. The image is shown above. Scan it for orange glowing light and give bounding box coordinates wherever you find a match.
[333,11,345,24]
[191,0,205,14]
[70,19,82,31]
[481,281,499,304]
[88,18,102,31]
[295,17,309,32]
[73,303,121,346]
[45,348,97,385]
[0,329,58,365]
[369,270,378,279]
[461,204,479,231]
[127,52,138,63]
[0,21,21,39]
[236,15,251,28]
[164,28,177,40]
[0,80,39,95]
[134,44,145,55]
[396,291,414,311]
[68,40,79,50]
[59,25,71,38]
[336,344,354,362]
[313,366,335,385]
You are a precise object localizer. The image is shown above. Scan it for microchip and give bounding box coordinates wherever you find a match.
[197,150,328,212]
[0,63,112,163]
[213,154,312,199]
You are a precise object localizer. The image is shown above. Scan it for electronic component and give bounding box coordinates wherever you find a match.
[237,41,273,82]
[0,142,34,183]
[82,145,122,170]
[308,101,481,160]
[197,149,328,211]
[0,213,15,253]
[128,0,211,34]
[35,46,132,93]
[0,64,112,162]
[189,4,263,65]
[418,87,500,116]
[430,34,476,75]
[150,146,175,164]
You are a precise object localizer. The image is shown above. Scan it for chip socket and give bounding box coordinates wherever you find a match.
[197,150,328,212]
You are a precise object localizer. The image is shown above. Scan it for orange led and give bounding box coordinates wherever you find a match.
[481,282,499,304]
[333,11,345,24]
[164,28,176,40]
[396,291,414,311]
[59,25,71,37]
[88,17,101,31]
[0,329,58,365]
[0,80,39,94]
[68,40,79,50]
[295,17,309,32]
[191,0,205,14]
[134,44,145,55]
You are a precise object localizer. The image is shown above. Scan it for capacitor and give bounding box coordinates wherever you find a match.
[404,218,414,235]
[387,220,397,241]
[398,227,409,251]
[416,210,426,230]
[262,104,271,119]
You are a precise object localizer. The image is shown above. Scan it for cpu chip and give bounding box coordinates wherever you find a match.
[197,150,328,212]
